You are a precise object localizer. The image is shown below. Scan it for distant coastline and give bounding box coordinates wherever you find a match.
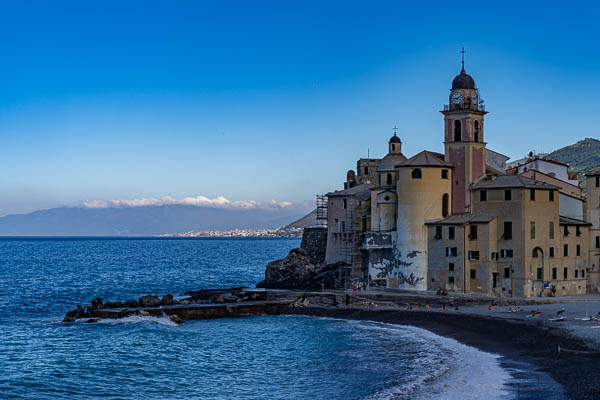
[161,227,303,238]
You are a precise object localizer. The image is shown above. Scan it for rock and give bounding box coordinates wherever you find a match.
[213,293,239,303]
[169,314,182,324]
[123,300,139,308]
[91,298,103,309]
[63,310,77,322]
[135,310,150,316]
[76,304,90,318]
[257,247,318,289]
[104,301,123,308]
[160,294,175,305]
[138,295,160,307]
[85,318,100,323]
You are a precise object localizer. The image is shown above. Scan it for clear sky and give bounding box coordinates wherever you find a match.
[1,1,599,216]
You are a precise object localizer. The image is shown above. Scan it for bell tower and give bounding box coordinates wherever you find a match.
[441,49,488,214]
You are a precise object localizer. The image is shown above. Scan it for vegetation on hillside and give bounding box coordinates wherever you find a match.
[546,138,600,173]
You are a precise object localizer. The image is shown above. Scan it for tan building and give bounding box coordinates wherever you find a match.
[586,172,600,292]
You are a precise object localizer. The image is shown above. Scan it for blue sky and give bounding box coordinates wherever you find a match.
[1,1,599,215]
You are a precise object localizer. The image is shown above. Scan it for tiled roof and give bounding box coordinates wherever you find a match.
[327,184,374,199]
[396,151,453,168]
[471,175,560,190]
[425,213,496,225]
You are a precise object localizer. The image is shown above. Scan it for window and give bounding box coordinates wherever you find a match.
[575,269,579,278]
[441,169,449,179]
[449,276,455,284]
[596,176,600,187]
[530,189,535,201]
[549,190,554,202]
[391,144,396,152]
[435,226,442,239]
[341,221,346,232]
[442,193,449,218]
[537,268,543,280]
[549,247,555,258]
[386,173,392,186]
[449,263,455,271]
[564,267,568,280]
[582,270,585,278]
[564,226,569,236]
[469,225,478,239]
[597,236,600,248]
[411,168,422,179]
[576,226,581,237]
[361,215,367,232]
[474,120,480,142]
[503,222,512,239]
[564,244,568,257]
[504,268,510,278]
[549,222,554,239]
[364,166,369,175]
[552,268,557,280]
[480,190,487,201]
[468,251,480,260]
[532,248,539,258]
[446,247,458,257]
[491,252,499,260]
[577,244,581,256]
[470,269,477,279]
[530,221,535,239]
[504,190,511,201]
[501,249,514,258]
[343,199,347,209]
[454,120,462,141]
[448,226,455,240]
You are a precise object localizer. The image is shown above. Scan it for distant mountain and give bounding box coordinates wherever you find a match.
[546,138,600,173]
[282,209,318,230]
[0,205,306,236]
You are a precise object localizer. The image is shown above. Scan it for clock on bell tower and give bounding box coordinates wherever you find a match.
[441,49,488,214]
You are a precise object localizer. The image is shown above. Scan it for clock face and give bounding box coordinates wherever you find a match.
[471,92,478,104]
[452,91,463,104]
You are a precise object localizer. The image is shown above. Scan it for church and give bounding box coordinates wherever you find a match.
[321,56,600,298]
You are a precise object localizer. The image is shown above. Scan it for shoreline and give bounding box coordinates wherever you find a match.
[283,306,600,400]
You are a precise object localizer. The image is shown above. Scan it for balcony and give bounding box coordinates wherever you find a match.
[443,102,486,112]
[360,232,394,250]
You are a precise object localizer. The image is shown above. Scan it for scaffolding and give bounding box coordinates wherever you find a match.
[338,195,359,287]
[315,194,328,227]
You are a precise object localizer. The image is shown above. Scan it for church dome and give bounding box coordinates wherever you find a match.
[452,68,476,89]
[389,133,401,143]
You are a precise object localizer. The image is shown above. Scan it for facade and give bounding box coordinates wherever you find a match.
[318,58,598,297]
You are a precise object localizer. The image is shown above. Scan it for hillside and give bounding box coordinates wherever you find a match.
[546,138,600,173]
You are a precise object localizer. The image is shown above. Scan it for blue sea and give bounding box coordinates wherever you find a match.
[0,238,566,399]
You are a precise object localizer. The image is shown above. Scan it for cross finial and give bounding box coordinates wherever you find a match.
[393,125,398,135]
[460,47,467,71]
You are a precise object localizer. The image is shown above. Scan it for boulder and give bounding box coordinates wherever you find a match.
[257,247,318,289]
[85,318,100,323]
[169,314,182,324]
[91,298,103,309]
[213,292,239,304]
[160,294,175,305]
[104,301,124,309]
[63,310,77,322]
[123,300,139,308]
[138,295,160,307]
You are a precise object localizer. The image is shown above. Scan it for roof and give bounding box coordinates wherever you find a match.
[585,168,600,176]
[389,134,401,143]
[452,68,476,89]
[426,213,496,226]
[378,152,407,171]
[396,150,453,168]
[327,184,374,200]
[471,175,560,190]
[559,216,592,226]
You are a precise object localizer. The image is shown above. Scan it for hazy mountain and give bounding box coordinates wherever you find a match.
[0,205,306,236]
[282,209,318,230]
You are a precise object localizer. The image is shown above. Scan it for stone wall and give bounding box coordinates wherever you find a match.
[301,227,327,265]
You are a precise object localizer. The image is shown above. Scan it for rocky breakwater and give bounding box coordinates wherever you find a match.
[62,287,291,324]
[257,247,341,290]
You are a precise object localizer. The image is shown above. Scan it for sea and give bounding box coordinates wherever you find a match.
[0,237,567,399]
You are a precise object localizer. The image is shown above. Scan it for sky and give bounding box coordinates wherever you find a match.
[1,1,599,216]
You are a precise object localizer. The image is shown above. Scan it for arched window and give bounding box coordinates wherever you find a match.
[391,144,396,152]
[411,168,422,179]
[454,120,461,141]
[442,193,449,218]
[386,173,392,186]
[474,120,480,142]
[364,166,369,175]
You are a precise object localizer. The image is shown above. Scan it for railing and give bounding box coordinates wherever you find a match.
[443,103,485,112]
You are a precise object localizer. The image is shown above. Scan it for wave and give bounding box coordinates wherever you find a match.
[76,313,179,327]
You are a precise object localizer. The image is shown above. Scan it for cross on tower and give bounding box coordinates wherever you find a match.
[460,47,467,70]
[393,125,398,135]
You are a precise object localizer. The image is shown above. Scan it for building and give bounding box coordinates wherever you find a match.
[318,56,598,297]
